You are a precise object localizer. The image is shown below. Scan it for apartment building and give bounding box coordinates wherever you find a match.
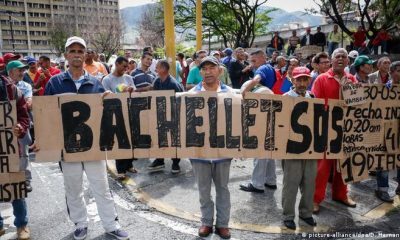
[0,0,120,57]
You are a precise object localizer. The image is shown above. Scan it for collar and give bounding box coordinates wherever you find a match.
[65,70,89,80]
[62,70,94,85]
[355,72,369,83]
[289,87,312,97]
[159,75,171,83]
[195,81,228,92]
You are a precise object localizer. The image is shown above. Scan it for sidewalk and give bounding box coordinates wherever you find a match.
[106,158,400,234]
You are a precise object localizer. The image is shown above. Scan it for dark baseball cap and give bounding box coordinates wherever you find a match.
[199,56,220,69]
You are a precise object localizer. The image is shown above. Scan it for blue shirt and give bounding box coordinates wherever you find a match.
[16,80,33,98]
[175,61,182,83]
[131,68,156,89]
[153,75,184,92]
[44,71,105,95]
[255,64,276,89]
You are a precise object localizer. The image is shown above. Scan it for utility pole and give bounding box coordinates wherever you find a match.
[196,0,202,50]
[163,0,176,77]
[7,11,16,53]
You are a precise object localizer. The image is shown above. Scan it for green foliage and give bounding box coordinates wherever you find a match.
[311,0,400,41]
[174,0,272,48]
[48,20,78,57]
[152,44,196,59]
[176,43,196,57]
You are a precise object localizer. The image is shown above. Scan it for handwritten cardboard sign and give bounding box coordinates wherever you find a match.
[342,83,367,106]
[0,100,28,202]
[339,84,400,182]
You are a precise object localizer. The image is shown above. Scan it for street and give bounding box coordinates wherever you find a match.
[1,156,400,240]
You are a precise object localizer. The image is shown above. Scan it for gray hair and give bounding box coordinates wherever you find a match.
[331,48,348,59]
[377,56,390,67]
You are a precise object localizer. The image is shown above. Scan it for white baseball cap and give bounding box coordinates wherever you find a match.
[65,36,86,49]
[348,50,359,59]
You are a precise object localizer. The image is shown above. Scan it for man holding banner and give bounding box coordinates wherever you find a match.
[189,56,233,239]
[0,67,30,239]
[282,67,317,230]
[311,48,357,213]
[240,50,278,193]
[44,36,129,240]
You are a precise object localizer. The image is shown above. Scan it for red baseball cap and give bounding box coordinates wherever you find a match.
[3,53,21,64]
[292,67,311,79]
[0,57,4,68]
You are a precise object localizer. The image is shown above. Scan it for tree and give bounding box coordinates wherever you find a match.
[308,0,400,41]
[48,16,78,57]
[136,3,165,48]
[174,0,273,48]
[88,17,123,61]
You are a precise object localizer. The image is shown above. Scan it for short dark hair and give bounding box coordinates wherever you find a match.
[390,61,400,72]
[143,46,152,53]
[157,59,170,71]
[314,52,329,64]
[355,64,362,72]
[115,56,128,65]
[39,55,50,61]
[141,51,153,59]
[177,52,185,59]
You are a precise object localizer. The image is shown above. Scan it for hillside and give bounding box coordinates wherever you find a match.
[120,4,323,43]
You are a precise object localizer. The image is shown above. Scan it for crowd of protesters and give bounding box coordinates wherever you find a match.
[0,26,399,239]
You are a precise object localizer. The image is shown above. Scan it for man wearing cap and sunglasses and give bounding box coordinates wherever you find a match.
[43,36,129,240]
[22,57,40,89]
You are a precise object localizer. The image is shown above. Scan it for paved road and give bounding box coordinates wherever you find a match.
[0,158,400,240]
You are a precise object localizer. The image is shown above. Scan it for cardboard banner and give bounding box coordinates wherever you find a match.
[341,83,367,106]
[30,85,400,183]
[339,84,400,183]
[33,92,344,161]
[0,101,20,173]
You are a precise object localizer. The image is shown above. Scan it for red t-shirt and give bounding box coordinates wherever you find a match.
[353,31,366,48]
[311,68,357,100]
[372,32,390,46]
[271,69,284,95]
[33,67,61,96]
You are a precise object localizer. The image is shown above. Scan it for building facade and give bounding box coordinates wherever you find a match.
[0,0,120,57]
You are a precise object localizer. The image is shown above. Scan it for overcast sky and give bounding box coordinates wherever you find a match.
[119,0,319,12]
